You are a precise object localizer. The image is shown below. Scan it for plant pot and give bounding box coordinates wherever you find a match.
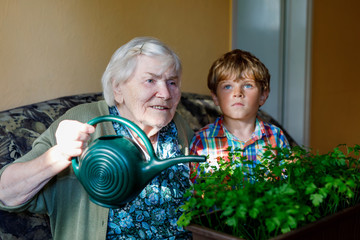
[187,203,360,240]
[270,202,360,240]
[185,210,245,240]
[186,224,244,240]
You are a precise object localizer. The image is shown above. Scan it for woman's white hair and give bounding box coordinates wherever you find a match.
[101,36,182,106]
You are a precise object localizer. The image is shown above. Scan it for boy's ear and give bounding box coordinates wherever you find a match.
[259,90,269,106]
[211,92,220,106]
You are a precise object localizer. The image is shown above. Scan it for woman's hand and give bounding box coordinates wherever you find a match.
[0,120,95,206]
[55,120,95,160]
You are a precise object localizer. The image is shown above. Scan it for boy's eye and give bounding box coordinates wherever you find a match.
[243,83,254,89]
[224,85,232,90]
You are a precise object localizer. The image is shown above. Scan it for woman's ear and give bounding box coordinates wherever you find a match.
[259,90,269,106]
[211,92,220,106]
[112,79,124,104]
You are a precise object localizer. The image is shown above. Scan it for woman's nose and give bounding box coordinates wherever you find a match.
[156,82,171,100]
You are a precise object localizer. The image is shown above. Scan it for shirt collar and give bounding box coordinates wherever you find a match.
[214,116,266,144]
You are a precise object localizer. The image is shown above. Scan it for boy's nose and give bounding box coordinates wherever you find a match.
[234,92,243,97]
[234,87,244,97]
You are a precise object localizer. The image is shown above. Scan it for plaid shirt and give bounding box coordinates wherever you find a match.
[190,116,289,179]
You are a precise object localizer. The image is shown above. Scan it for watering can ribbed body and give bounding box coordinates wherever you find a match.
[71,115,206,208]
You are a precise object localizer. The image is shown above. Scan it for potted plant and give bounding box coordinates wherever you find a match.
[178,145,360,240]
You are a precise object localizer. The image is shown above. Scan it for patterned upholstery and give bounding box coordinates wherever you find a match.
[0,92,296,240]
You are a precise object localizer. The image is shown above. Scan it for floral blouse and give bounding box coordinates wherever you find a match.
[106,106,191,240]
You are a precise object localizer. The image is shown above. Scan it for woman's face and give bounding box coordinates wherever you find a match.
[113,55,181,136]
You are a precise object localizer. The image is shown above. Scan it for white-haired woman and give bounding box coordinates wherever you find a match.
[0,37,194,239]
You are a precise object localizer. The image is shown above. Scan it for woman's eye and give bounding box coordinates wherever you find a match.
[146,79,154,83]
[168,80,177,86]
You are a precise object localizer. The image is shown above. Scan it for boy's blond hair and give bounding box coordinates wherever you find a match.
[207,49,270,95]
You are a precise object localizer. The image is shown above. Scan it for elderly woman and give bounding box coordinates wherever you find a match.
[0,37,195,239]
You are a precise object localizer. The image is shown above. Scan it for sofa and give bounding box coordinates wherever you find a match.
[0,92,296,240]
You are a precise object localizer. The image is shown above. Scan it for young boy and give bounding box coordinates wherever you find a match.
[190,49,289,178]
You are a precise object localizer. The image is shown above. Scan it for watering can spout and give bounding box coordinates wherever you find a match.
[148,155,206,171]
[142,155,206,182]
[168,155,206,165]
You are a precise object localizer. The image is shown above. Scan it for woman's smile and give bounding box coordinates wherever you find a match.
[151,105,170,110]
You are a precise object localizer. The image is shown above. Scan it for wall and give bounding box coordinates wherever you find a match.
[310,0,360,153]
[0,0,230,111]
[2,0,358,154]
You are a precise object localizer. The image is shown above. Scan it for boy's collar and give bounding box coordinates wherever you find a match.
[216,116,266,142]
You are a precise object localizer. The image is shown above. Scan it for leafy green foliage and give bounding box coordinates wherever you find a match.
[178,145,360,239]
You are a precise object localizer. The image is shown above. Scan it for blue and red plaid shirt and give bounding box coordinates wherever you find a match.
[190,116,290,180]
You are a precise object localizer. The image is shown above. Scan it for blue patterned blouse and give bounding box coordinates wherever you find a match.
[106,106,191,240]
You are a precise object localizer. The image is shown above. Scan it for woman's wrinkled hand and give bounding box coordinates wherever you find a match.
[55,120,95,159]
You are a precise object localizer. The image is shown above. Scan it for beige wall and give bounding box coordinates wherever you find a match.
[310,0,360,153]
[0,0,230,111]
[3,0,359,154]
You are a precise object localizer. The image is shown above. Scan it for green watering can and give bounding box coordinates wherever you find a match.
[72,115,206,208]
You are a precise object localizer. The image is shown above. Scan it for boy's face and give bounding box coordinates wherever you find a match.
[211,77,269,124]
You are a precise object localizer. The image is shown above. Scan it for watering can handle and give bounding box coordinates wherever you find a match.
[86,115,156,158]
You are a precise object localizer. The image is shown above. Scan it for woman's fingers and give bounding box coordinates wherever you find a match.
[55,120,96,158]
